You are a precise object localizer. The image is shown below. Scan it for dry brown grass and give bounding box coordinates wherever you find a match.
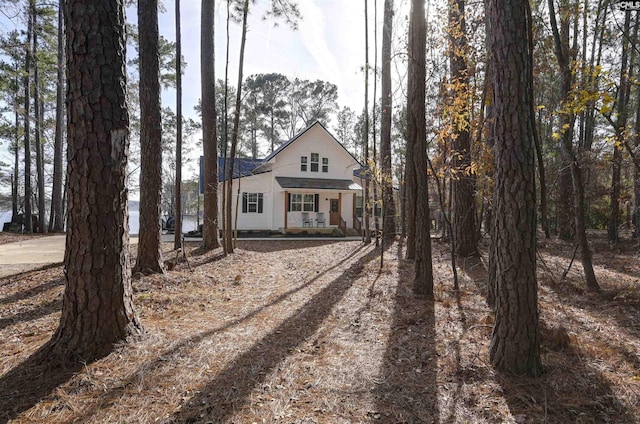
[0,235,639,423]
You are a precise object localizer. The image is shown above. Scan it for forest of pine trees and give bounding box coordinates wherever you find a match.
[0,0,640,401]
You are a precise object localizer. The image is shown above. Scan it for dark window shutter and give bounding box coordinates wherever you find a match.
[258,194,263,213]
[287,193,291,212]
[314,194,319,212]
[242,192,247,213]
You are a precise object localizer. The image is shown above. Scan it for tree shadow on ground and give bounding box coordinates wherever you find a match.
[68,244,368,422]
[0,298,61,331]
[0,263,64,286]
[458,254,489,295]
[0,347,83,423]
[0,277,63,306]
[496,334,636,422]
[539,268,640,343]
[167,245,378,423]
[373,239,439,423]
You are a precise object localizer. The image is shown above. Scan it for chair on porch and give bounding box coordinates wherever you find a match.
[302,212,313,228]
[316,212,326,227]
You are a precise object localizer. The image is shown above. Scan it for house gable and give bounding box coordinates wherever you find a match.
[256,121,360,182]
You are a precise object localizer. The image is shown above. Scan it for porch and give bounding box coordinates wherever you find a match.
[276,177,362,235]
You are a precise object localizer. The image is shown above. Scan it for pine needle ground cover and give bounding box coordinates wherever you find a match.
[0,234,638,423]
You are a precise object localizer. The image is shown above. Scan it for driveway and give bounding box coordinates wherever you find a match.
[0,235,153,266]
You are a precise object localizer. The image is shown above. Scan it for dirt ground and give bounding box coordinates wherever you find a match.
[0,233,639,423]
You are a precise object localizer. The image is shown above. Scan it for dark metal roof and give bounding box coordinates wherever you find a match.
[217,157,265,181]
[275,177,362,191]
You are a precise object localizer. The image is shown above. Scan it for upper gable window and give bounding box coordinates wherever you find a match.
[301,156,307,172]
[322,157,328,173]
[310,153,319,172]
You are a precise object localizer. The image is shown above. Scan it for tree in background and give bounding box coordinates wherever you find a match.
[48,0,65,233]
[135,0,165,274]
[334,106,357,154]
[380,0,396,242]
[448,0,477,257]
[244,73,290,153]
[23,1,33,232]
[487,0,542,376]
[223,0,300,254]
[49,0,142,360]
[362,0,371,245]
[201,0,220,251]
[547,0,600,292]
[174,0,183,249]
[407,0,433,296]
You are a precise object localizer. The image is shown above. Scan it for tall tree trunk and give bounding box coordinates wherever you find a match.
[487,0,542,376]
[556,7,575,241]
[609,11,631,244]
[408,0,433,297]
[548,0,600,291]
[12,82,20,223]
[49,0,65,233]
[135,0,165,274]
[362,0,371,244]
[33,17,46,234]
[174,0,183,250]
[449,0,477,257]
[634,81,640,238]
[23,1,33,233]
[201,0,220,251]
[225,0,249,254]
[372,0,381,247]
[485,22,497,307]
[50,0,142,361]
[220,0,231,256]
[381,0,396,242]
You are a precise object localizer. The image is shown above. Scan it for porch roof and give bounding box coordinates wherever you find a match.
[275,177,362,191]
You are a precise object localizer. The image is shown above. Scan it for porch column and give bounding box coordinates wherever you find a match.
[353,193,357,229]
[284,190,288,230]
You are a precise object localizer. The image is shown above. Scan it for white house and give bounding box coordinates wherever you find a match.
[218,121,363,234]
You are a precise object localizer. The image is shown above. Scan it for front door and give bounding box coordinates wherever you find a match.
[330,198,340,225]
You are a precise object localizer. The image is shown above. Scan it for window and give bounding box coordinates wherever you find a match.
[301,156,308,172]
[355,196,363,218]
[290,193,316,212]
[310,153,319,172]
[322,157,329,173]
[242,192,263,213]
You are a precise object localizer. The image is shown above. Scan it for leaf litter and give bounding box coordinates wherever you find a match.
[0,233,638,423]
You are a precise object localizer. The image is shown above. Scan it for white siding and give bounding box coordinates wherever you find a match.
[218,123,362,231]
[268,124,359,181]
[217,173,273,230]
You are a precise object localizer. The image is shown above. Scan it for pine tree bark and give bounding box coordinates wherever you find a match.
[381,0,396,242]
[50,0,142,361]
[487,0,542,376]
[362,0,371,245]
[34,18,47,234]
[174,0,183,250]
[225,0,249,254]
[49,0,65,233]
[201,0,220,251]
[408,0,433,297]
[23,1,33,233]
[449,0,477,257]
[135,0,165,274]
